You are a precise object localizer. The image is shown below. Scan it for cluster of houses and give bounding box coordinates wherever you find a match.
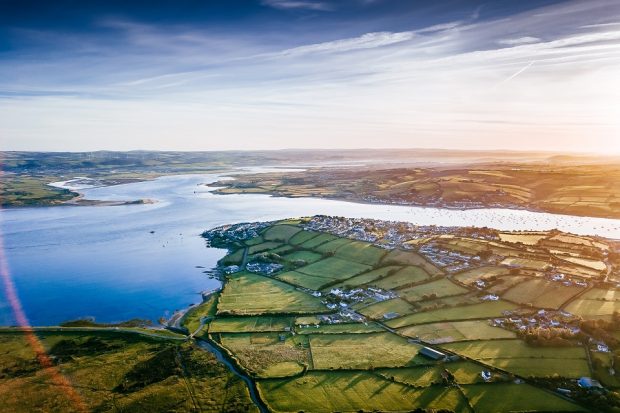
[302,215,492,251]
[418,242,484,271]
[548,272,588,288]
[326,287,397,306]
[245,261,283,275]
[490,309,581,335]
[202,220,272,246]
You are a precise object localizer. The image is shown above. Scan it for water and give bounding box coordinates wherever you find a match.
[2,173,620,326]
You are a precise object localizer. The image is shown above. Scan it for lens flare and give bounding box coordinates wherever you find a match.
[0,181,88,412]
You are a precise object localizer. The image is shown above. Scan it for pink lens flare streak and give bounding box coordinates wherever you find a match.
[0,221,88,412]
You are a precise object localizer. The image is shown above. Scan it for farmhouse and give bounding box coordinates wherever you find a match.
[419,346,446,360]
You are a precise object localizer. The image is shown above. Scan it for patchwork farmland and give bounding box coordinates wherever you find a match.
[198,215,620,412]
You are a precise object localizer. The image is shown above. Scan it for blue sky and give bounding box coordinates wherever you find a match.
[1,0,619,152]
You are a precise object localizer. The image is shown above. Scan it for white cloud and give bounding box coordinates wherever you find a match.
[2,0,620,152]
[278,31,414,56]
[497,36,540,45]
[261,0,333,11]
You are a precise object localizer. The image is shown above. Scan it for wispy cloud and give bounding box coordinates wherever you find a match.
[261,0,334,11]
[497,36,540,45]
[1,0,619,152]
[277,31,414,56]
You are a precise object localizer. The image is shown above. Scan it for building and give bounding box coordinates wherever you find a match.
[419,346,446,360]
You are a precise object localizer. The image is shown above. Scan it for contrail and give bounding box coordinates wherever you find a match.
[0,166,88,412]
[498,60,535,86]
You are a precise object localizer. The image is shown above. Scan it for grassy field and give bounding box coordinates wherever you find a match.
[288,229,321,246]
[281,250,323,264]
[209,316,293,333]
[202,219,616,411]
[370,265,430,290]
[398,278,468,302]
[462,383,585,412]
[262,224,302,242]
[442,339,590,378]
[399,320,516,343]
[296,322,384,334]
[327,265,402,289]
[180,293,219,334]
[376,366,443,387]
[276,256,372,289]
[382,249,443,276]
[565,288,620,318]
[502,278,583,309]
[386,300,518,328]
[0,175,77,207]
[219,332,309,378]
[217,272,326,314]
[357,298,416,319]
[0,331,257,412]
[498,232,548,245]
[257,371,469,412]
[333,240,388,265]
[454,266,512,285]
[308,332,426,369]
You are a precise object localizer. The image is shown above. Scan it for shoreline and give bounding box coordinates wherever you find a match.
[209,185,620,222]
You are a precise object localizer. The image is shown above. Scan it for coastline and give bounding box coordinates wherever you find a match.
[210,185,620,221]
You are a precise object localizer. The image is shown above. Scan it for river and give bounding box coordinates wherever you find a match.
[2,172,620,326]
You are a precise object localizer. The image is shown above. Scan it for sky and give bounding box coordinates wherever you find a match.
[0,0,619,153]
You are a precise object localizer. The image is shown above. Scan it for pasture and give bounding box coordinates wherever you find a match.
[398,278,468,302]
[357,298,415,319]
[399,320,515,343]
[385,300,518,328]
[217,273,326,314]
[257,372,468,413]
[209,316,293,333]
[308,332,426,369]
[442,339,590,378]
[502,278,582,309]
[219,332,309,378]
[462,383,585,412]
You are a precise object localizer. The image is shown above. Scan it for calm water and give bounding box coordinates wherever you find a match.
[2,173,620,326]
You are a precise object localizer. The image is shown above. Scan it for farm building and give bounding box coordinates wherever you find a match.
[419,346,446,360]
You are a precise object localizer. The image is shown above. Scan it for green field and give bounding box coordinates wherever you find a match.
[299,233,338,249]
[462,383,585,412]
[357,298,415,319]
[281,250,323,264]
[454,266,511,285]
[276,270,331,290]
[399,320,516,343]
[502,278,582,309]
[333,240,387,265]
[327,265,402,289]
[248,241,283,255]
[180,293,219,334]
[386,300,518,328]
[308,332,426,369]
[370,265,430,290]
[262,224,302,242]
[296,322,384,334]
[442,339,590,378]
[288,229,321,246]
[257,371,469,413]
[218,272,326,314]
[376,366,443,387]
[0,331,257,412]
[398,278,468,302]
[209,316,293,333]
[565,288,620,318]
[219,332,309,378]
[382,249,443,276]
